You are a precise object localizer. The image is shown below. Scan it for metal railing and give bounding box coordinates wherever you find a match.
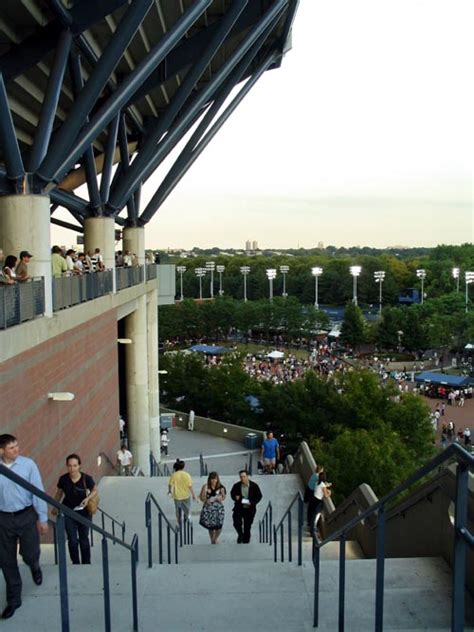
[312,443,474,631]
[116,265,144,291]
[0,277,45,328]
[99,451,120,475]
[245,452,253,475]
[90,507,126,548]
[0,463,139,632]
[199,453,208,477]
[273,491,304,566]
[146,263,158,280]
[149,452,171,477]
[258,501,273,545]
[52,271,113,311]
[145,492,193,566]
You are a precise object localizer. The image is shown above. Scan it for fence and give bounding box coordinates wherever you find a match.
[116,265,144,291]
[0,277,45,329]
[52,271,113,311]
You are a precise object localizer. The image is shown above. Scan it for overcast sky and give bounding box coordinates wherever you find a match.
[53,0,474,250]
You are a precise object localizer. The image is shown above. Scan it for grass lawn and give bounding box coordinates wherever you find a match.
[229,342,310,360]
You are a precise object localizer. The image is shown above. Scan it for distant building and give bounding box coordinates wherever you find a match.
[252,240,258,251]
[317,241,324,249]
[245,240,251,251]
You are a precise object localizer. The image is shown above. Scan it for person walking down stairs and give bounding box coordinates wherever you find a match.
[199,472,226,544]
[168,460,196,524]
[230,470,262,543]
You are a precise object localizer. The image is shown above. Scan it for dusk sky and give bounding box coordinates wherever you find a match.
[52,0,474,250]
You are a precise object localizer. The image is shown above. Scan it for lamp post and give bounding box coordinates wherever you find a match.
[349,265,362,306]
[176,265,186,301]
[216,265,225,296]
[452,267,460,293]
[416,269,426,304]
[205,261,215,298]
[465,271,474,312]
[240,266,250,302]
[266,268,277,302]
[374,270,385,316]
[311,266,323,310]
[279,265,289,297]
[195,267,206,300]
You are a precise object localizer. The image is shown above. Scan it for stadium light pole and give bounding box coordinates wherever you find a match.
[205,261,215,298]
[176,265,186,301]
[416,269,426,304]
[240,266,250,302]
[195,267,206,300]
[374,270,385,316]
[452,267,460,292]
[279,265,289,297]
[349,265,362,306]
[465,271,474,313]
[266,268,277,302]
[216,265,225,296]
[311,267,323,310]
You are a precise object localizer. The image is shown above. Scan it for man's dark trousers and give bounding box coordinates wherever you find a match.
[233,507,256,543]
[0,507,40,606]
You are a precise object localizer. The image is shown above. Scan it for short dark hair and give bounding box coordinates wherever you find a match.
[239,469,249,476]
[0,434,17,449]
[176,460,185,470]
[66,453,81,465]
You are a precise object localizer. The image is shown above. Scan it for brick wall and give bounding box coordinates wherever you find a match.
[0,309,120,495]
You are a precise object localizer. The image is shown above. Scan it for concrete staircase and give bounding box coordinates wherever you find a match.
[3,474,471,631]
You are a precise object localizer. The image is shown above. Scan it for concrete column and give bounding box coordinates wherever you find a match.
[0,194,52,315]
[147,289,160,458]
[84,216,116,291]
[125,294,150,473]
[123,226,145,280]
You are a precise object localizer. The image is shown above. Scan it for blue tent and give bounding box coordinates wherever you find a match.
[189,344,230,355]
[414,371,473,387]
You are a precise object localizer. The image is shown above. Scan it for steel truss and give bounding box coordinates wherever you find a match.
[0,0,299,230]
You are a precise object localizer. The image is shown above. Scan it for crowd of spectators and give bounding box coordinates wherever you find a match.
[0,248,32,284]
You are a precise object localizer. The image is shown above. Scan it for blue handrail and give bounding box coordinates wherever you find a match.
[0,463,139,632]
[312,443,474,631]
[199,453,208,477]
[272,491,304,566]
[258,500,273,545]
[90,506,126,548]
[145,492,193,567]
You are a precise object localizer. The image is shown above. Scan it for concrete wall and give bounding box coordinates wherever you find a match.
[0,309,120,495]
[157,264,176,306]
[160,407,264,446]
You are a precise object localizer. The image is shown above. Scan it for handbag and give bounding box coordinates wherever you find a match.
[83,476,100,515]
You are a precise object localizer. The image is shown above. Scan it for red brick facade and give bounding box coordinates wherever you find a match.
[0,309,120,495]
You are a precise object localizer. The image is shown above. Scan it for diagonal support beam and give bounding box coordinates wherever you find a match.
[0,73,25,181]
[110,0,288,212]
[109,0,249,210]
[27,30,73,172]
[50,189,87,221]
[100,114,120,205]
[117,114,137,222]
[50,217,84,233]
[141,53,277,224]
[38,0,212,186]
[37,0,154,182]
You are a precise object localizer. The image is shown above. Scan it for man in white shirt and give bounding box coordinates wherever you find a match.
[116,445,133,476]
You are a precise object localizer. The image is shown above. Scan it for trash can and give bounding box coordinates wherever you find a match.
[245,432,258,450]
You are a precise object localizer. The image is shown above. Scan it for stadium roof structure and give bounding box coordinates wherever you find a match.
[0,0,299,232]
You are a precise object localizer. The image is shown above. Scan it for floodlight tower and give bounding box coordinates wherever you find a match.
[176,265,186,301]
[216,265,225,296]
[465,271,474,312]
[373,270,385,316]
[279,265,289,297]
[266,268,277,302]
[240,266,250,302]
[452,267,460,293]
[349,265,362,306]
[311,267,323,310]
[205,261,215,298]
[195,267,206,300]
[416,269,426,304]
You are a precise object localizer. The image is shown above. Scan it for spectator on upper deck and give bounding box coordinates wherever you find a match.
[15,251,32,282]
[51,245,67,278]
[0,250,14,284]
[3,255,18,282]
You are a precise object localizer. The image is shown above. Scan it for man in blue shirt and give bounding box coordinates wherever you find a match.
[260,431,280,474]
[0,434,48,619]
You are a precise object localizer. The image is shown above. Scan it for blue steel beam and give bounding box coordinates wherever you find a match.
[50,189,88,220]
[109,0,249,210]
[0,73,25,181]
[0,0,131,82]
[111,0,288,212]
[28,30,73,172]
[50,217,83,233]
[47,0,73,28]
[100,114,120,205]
[117,114,137,222]
[39,0,212,186]
[37,0,154,183]
[69,52,102,212]
[141,53,277,223]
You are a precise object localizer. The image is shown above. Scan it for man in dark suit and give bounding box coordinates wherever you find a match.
[230,470,262,543]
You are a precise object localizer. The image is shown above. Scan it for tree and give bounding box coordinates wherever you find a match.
[340,302,366,347]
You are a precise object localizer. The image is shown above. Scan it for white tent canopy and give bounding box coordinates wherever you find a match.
[267,350,285,359]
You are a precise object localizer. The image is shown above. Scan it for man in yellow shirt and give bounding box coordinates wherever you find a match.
[168,460,196,524]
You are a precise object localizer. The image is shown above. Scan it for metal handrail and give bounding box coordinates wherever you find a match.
[272,491,304,566]
[0,463,139,632]
[99,451,120,475]
[90,506,126,548]
[258,501,273,545]
[145,492,193,567]
[312,443,474,631]
[199,453,208,477]
[149,452,171,477]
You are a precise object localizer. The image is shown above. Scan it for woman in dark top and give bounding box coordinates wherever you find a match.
[199,472,226,544]
[53,454,98,564]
